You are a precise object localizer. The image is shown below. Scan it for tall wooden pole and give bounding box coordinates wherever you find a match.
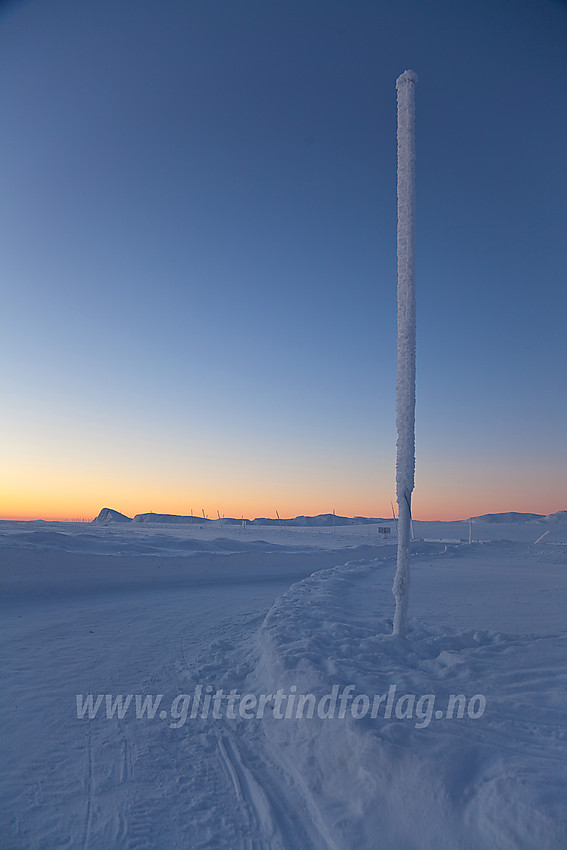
[393,70,417,638]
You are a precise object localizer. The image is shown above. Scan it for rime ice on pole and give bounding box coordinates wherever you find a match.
[393,70,417,638]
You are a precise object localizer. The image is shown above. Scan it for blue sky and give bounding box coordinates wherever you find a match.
[1,0,566,520]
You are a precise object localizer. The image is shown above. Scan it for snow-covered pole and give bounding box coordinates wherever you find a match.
[393,70,417,638]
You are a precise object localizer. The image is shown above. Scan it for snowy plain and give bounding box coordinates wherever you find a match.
[1,514,566,849]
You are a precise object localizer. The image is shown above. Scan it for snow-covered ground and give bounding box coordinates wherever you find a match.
[1,517,566,848]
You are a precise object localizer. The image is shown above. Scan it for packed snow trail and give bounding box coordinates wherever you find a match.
[1,544,374,849]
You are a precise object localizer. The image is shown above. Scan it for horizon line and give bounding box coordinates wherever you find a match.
[1,508,564,525]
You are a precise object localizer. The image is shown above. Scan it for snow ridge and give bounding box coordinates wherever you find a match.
[243,546,567,849]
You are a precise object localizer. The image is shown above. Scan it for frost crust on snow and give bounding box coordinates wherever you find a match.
[395,69,417,501]
[393,69,417,636]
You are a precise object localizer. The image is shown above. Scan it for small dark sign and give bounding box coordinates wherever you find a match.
[378,527,391,534]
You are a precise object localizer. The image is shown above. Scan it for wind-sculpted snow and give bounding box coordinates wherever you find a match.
[0,528,314,557]
[1,525,566,848]
[244,543,567,849]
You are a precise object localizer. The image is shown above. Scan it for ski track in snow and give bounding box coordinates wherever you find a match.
[1,521,567,848]
[2,537,356,849]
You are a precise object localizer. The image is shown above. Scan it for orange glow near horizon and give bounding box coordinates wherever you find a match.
[1,455,564,524]
[1,494,564,524]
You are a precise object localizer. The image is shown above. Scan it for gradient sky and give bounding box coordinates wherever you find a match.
[1,0,566,521]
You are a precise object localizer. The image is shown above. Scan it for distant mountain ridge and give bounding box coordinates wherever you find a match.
[471,511,567,524]
[133,513,207,525]
[543,510,567,523]
[93,508,567,526]
[471,511,544,524]
[93,509,390,526]
[131,512,391,527]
